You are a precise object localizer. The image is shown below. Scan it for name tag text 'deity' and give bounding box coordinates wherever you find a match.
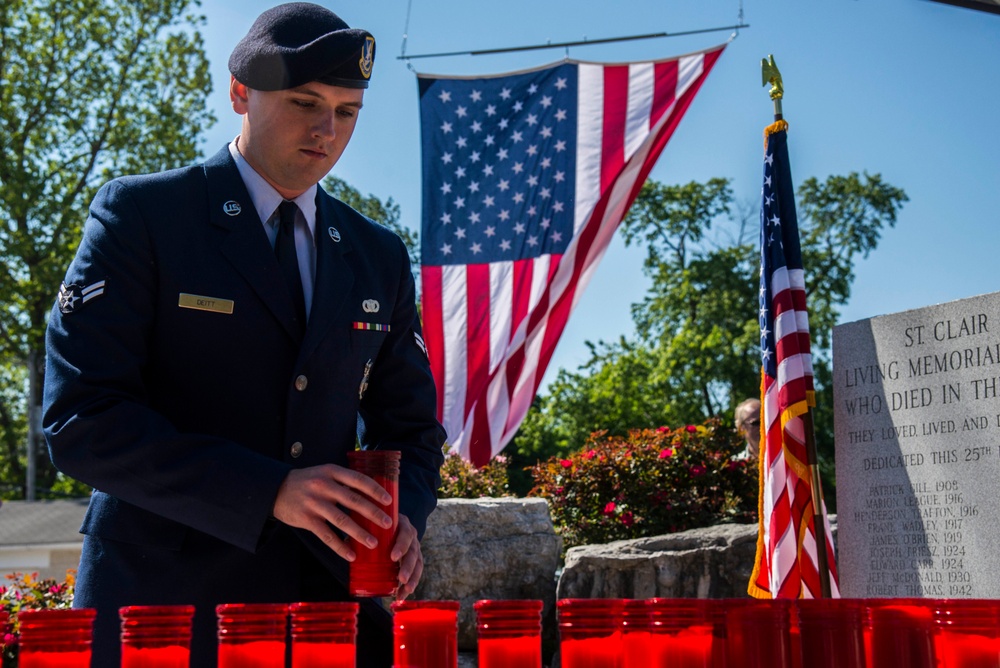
[178,293,235,315]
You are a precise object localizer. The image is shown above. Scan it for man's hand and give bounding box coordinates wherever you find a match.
[272,464,393,561]
[392,514,423,600]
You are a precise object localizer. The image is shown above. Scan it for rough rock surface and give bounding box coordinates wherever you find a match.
[558,519,837,600]
[415,497,562,650]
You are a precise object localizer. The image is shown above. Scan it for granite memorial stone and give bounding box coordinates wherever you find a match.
[834,291,1000,598]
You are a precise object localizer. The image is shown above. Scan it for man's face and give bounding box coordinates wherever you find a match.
[740,404,762,451]
[231,78,364,198]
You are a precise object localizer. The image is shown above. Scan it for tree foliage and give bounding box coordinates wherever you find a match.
[321,175,419,270]
[0,0,214,498]
[512,172,908,497]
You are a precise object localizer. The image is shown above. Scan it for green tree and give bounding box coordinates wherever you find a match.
[322,175,419,270]
[0,0,215,499]
[513,173,907,497]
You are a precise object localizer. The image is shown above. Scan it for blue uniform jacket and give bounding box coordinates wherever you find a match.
[42,146,446,666]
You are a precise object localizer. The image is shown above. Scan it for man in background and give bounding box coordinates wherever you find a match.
[734,398,762,461]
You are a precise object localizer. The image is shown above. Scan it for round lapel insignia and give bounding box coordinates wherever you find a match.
[328,227,341,242]
[223,200,242,216]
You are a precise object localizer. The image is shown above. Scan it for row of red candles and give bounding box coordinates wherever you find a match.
[4,597,1000,668]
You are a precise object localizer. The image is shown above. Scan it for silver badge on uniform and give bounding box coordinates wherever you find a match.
[362,299,380,313]
[328,227,341,242]
[223,200,242,216]
[359,358,373,400]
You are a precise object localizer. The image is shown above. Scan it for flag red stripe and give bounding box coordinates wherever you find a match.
[600,66,629,192]
[533,257,574,399]
[469,390,492,467]
[421,265,446,423]
[510,259,533,344]
[651,61,678,130]
[627,47,724,203]
[464,264,492,417]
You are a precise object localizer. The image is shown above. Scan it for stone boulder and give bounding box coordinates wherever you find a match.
[415,497,562,650]
[558,519,837,600]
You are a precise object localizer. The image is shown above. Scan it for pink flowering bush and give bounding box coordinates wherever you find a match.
[528,419,757,549]
[1,571,76,666]
[437,444,513,498]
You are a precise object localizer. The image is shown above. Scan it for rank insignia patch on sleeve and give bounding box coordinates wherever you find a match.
[414,332,428,358]
[58,279,106,314]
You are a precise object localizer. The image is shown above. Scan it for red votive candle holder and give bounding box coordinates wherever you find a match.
[726,598,793,668]
[558,598,626,668]
[120,604,195,668]
[392,600,459,668]
[215,603,287,668]
[865,598,936,668]
[932,599,1000,668]
[347,449,400,597]
[474,599,543,668]
[289,601,358,668]
[648,598,712,668]
[622,599,652,668]
[17,608,97,668]
[707,600,731,668]
[795,598,865,668]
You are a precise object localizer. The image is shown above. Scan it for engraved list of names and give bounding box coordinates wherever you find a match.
[833,291,1000,599]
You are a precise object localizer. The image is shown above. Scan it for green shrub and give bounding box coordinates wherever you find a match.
[528,419,758,550]
[437,445,513,498]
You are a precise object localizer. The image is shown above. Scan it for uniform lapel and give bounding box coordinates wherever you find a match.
[300,190,355,361]
[202,147,302,343]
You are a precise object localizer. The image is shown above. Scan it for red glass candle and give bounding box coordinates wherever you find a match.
[726,598,793,668]
[622,599,652,668]
[795,598,864,668]
[647,598,712,668]
[865,598,936,668]
[348,449,400,597]
[289,601,358,668]
[120,604,194,668]
[475,599,543,668]
[558,598,626,668]
[215,603,287,668]
[707,600,731,668]
[932,599,1000,668]
[17,608,97,668]
[392,600,459,668]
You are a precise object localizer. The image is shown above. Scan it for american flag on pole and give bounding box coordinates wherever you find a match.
[418,45,725,465]
[749,122,840,599]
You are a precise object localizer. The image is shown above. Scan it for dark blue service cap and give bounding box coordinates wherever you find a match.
[228,2,375,90]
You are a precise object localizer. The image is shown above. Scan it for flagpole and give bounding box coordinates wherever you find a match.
[760,54,833,599]
[802,411,833,598]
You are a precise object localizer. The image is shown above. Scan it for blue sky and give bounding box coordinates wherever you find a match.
[199,0,1000,391]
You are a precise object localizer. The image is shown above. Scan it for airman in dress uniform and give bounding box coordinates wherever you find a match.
[42,4,446,667]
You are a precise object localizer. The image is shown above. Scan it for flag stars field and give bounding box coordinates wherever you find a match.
[420,66,577,265]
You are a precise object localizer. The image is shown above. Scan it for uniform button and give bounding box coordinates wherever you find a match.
[294,375,308,391]
[290,442,303,458]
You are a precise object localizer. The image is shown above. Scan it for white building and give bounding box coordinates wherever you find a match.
[0,499,87,582]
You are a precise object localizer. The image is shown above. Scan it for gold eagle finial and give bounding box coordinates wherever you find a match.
[761,54,783,101]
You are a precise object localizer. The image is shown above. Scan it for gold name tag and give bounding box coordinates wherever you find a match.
[178,293,234,314]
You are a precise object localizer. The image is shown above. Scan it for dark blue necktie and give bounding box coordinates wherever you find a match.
[275,200,306,334]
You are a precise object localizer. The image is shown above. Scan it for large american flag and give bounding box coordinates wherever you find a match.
[749,123,840,599]
[418,45,725,465]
